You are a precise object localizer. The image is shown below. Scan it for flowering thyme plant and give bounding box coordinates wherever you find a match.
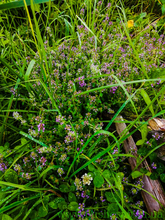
[0,1,165,220]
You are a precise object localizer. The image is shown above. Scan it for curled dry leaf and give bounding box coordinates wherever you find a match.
[148,117,165,161]
[148,118,165,131]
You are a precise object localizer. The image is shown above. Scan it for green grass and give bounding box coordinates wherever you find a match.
[0,0,165,219]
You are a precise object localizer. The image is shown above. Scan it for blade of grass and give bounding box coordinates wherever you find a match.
[20,131,50,148]
[24,59,36,94]
[76,15,100,44]
[30,0,49,79]
[87,89,139,157]
[117,87,165,148]
[112,74,138,116]
[39,79,61,115]
[116,1,162,112]
[0,181,49,192]
[70,78,165,100]
[0,76,21,144]
[68,130,119,178]
[0,57,24,81]
[0,0,55,10]
[0,194,40,214]
[141,88,155,117]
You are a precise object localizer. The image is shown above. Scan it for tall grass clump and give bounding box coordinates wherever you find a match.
[0,0,165,219]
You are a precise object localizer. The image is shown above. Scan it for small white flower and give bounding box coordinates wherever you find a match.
[13,112,21,120]
[21,119,26,124]
[81,173,93,185]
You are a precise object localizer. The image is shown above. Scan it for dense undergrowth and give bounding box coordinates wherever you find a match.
[0,0,165,220]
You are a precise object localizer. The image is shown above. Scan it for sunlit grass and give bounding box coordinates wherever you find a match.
[0,0,165,219]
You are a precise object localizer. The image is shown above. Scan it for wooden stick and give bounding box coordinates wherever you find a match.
[115,115,165,215]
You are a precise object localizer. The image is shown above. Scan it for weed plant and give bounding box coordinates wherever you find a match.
[0,1,165,220]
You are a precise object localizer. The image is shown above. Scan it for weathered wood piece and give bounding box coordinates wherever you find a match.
[115,115,165,215]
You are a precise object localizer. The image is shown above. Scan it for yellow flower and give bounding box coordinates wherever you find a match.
[127,20,134,28]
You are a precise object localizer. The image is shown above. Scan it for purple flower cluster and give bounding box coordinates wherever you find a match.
[152,132,162,141]
[110,213,118,220]
[100,196,106,202]
[151,162,157,169]
[0,163,7,172]
[131,188,139,195]
[134,209,145,219]
[21,172,31,180]
[40,156,47,166]
[81,190,89,199]
[37,123,45,132]
[110,86,118,94]
[77,203,92,219]
[78,76,86,87]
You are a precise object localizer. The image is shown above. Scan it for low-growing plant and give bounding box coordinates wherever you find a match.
[0,1,165,220]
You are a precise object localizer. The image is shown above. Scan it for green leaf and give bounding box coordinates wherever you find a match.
[93,174,104,188]
[150,172,159,180]
[149,152,157,162]
[102,170,111,179]
[4,170,18,184]
[43,195,49,204]
[61,210,69,220]
[49,197,65,209]
[48,201,58,209]
[59,184,70,193]
[21,137,30,150]
[38,206,48,217]
[141,123,148,139]
[162,4,165,15]
[4,142,9,149]
[54,197,65,204]
[160,173,165,183]
[137,147,150,156]
[68,192,77,202]
[112,163,120,170]
[14,138,30,152]
[136,123,148,145]
[68,202,78,211]
[58,201,68,210]
[139,12,147,18]
[145,171,151,176]
[107,203,119,215]
[105,192,116,203]
[115,172,124,192]
[116,172,124,181]
[2,214,13,220]
[140,168,148,174]
[156,163,165,174]
[136,139,145,146]
[131,171,143,179]
[0,146,4,153]
[88,164,95,171]
[33,3,40,12]
[28,210,38,219]
[141,88,155,117]
[70,184,76,192]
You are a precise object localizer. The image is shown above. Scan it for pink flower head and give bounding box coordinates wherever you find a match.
[37,123,45,132]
